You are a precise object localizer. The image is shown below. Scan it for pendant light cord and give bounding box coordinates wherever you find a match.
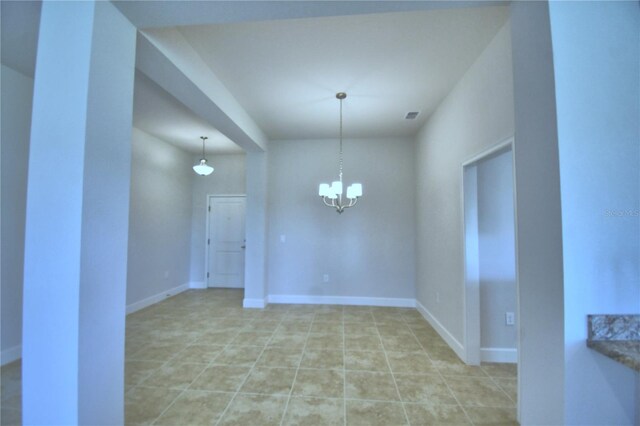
[339,96,343,184]
[201,136,207,160]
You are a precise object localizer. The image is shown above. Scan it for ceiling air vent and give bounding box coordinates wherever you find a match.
[405,111,420,120]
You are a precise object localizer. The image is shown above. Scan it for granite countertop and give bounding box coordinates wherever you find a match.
[587,340,640,372]
[586,314,640,373]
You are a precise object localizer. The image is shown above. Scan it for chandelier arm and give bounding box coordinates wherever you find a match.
[321,196,335,208]
[341,197,358,210]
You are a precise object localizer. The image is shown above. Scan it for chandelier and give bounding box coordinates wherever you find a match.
[318,92,362,213]
[193,136,214,176]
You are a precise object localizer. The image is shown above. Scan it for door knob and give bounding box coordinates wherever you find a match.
[241,245,246,249]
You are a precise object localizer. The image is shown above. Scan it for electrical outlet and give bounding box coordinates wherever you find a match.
[164,271,169,279]
[323,274,329,283]
[280,234,286,243]
[436,292,440,303]
[505,312,515,326]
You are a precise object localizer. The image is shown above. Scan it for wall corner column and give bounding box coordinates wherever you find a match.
[244,150,269,307]
[22,1,136,423]
[510,1,565,424]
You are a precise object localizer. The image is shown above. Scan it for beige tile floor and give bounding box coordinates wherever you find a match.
[1,289,518,425]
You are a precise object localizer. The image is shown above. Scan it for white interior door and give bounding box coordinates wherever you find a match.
[207,196,246,288]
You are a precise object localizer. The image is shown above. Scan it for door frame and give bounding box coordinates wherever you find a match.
[460,136,519,366]
[204,194,247,288]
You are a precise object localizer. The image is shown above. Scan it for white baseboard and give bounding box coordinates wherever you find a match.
[267,294,416,308]
[243,298,266,309]
[480,347,517,363]
[210,283,244,289]
[415,299,466,361]
[126,282,189,314]
[1,345,21,366]
[189,281,206,289]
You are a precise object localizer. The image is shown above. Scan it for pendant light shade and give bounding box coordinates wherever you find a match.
[193,136,214,176]
[193,159,214,176]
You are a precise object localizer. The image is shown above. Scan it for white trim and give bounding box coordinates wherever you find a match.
[461,137,514,168]
[189,281,206,289]
[461,164,481,366]
[480,347,518,363]
[126,282,189,314]
[511,141,523,421]
[268,294,416,308]
[212,283,244,289]
[1,345,21,366]
[205,194,247,289]
[461,136,519,367]
[243,298,266,309]
[415,299,466,361]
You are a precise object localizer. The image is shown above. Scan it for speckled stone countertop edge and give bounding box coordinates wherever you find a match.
[586,340,640,372]
[587,314,640,341]
[586,314,640,372]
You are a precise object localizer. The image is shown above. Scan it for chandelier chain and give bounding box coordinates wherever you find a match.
[339,96,343,183]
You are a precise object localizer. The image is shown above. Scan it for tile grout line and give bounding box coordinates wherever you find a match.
[375,314,412,426]
[213,312,286,426]
[414,312,517,419]
[134,299,360,423]
[109,294,516,425]
[405,315,476,426]
[481,366,518,406]
[147,314,250,425]
[342,307,347,426]
[278,309,313,426]
[127,381,498,408]
[142,302,255,421]
[125,301,209,424]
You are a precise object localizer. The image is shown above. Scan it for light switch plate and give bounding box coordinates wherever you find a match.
[505,312,515,326]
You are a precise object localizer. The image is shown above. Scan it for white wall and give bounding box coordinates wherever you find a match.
[477,149,516,354]
[0,64,33,364]
[549,2,640,424]
[189,153,246,285]
[126,128,193,307]
[267,138,416,303]
[22,2,136,422]
[415,21,514,344]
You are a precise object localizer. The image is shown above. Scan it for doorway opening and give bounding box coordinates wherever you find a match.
[462,138,518,366]
[205,195,247,288]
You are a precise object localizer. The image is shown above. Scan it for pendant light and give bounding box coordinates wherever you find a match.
[318,92,363,213]
[193,136,214,176]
